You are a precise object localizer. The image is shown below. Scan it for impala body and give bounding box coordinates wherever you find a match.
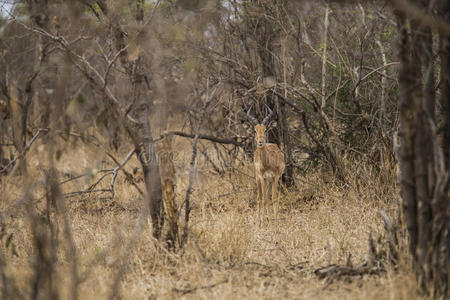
[248,106,285,223]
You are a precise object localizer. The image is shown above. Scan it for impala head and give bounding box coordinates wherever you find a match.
[254,124,266,148]
[247,104,274,149]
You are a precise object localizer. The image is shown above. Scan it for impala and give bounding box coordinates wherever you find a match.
[247,105,285,223]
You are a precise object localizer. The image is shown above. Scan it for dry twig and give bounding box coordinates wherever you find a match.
[172,279,229,295]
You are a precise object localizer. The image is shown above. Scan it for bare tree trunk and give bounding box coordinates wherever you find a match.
[96,0,164,239]
[321,4,329,110]
[132,61,164,239]
[440,1,450,171]
[376,40,387,128]
[10,0,51,175]
[252,0,294,186]
[133,3,164,239]
[395,1,449,296]
[395,9,418,259]
[155,135,178,249]
[434,1,450,296]
[276,97,294,186]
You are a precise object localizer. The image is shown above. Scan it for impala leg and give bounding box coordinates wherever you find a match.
[266,180,272,224]
[256,177,262,225]
[264,180,269,224]
[277,177,282,216]
[264,179,272,223]
[272,176,280,221]
[261,178,267,224]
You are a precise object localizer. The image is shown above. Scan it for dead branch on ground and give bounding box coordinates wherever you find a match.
[314,232,387,286]
[172,279,229,295]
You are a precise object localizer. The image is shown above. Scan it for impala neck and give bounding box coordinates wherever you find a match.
[256,144,268,165]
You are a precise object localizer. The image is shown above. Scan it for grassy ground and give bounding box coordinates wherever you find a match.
[0,135,422,299]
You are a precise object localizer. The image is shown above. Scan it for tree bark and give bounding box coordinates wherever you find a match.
[252,0,294,186]
[396,9,418,259]
[155,135,178,249]
[395,1,449,296]
[440,1,450,170]
[96,0,164,239]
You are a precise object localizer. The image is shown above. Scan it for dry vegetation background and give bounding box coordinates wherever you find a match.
[1,135,416,299]
[0,0,448,299]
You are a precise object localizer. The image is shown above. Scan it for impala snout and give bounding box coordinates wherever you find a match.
[255,133,265,148]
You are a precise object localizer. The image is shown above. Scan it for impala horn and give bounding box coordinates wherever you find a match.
[262,104,274,125]
[246,104,259,125]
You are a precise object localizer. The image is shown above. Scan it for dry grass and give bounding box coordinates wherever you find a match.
[0,136,423,299]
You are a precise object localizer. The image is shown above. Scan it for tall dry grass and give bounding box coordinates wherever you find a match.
[0,135,422,299]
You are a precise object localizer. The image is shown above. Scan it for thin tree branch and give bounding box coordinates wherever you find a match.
[165,131,248,147]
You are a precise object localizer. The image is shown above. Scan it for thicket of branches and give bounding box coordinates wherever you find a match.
[0,0,448,298]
